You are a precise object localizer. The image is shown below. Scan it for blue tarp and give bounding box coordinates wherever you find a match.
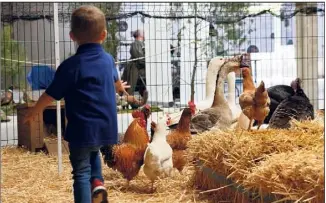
[27,65,56,90]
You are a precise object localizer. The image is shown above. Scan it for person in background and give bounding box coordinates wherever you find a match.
[23,5,129,203]
[121,29,147,109]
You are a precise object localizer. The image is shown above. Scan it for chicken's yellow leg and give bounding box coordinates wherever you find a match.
[247,119,252,131]
[151,180,155,193]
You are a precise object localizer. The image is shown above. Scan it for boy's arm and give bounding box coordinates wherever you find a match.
[23,62,75,123]
[23,93,54,123]
[111,55,130,95]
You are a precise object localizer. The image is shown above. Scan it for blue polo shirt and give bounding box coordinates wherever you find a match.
[45,43,119,148]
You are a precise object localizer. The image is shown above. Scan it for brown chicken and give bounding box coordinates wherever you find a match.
[166,107,195,173]
[122,105,151,148]
[100,106,151,185]
[239,67,270,131]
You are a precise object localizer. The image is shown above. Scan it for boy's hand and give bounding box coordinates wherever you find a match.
[121,80,130,95]
[116,80,130,96]
[22,92,55,124]
[23,108,38,124]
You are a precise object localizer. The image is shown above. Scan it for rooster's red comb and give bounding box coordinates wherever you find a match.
[188,101,195,106]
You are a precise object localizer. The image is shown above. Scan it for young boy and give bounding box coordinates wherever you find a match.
[23,5,127,203]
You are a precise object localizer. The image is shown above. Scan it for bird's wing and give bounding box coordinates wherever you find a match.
[190,113,214,134]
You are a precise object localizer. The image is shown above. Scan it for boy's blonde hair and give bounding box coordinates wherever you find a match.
[71,5,106,42]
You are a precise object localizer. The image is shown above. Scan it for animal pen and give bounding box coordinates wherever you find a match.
[0,2,325,203]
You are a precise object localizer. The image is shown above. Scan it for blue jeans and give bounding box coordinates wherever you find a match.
[69,145,104,203]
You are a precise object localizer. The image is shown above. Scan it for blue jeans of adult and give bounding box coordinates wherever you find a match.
[69,145,104,203]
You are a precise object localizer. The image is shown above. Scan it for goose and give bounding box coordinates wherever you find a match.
[190,55,245,134]
[167,56,241,129]
[226,71,242,121]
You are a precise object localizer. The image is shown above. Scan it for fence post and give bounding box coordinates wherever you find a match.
[0,1,2,199]
[295,3,319,109]
[53,2,63,174]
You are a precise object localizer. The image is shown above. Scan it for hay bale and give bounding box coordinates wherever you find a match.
[1,146,206,203]
[188,119,324,202]
[245,147,324,202]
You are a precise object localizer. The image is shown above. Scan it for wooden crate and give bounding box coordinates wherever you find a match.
[17,106,44,152]
[16,102,66,152]
[44,139,70,156]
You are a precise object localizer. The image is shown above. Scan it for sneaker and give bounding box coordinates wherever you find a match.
[92,179,108,203]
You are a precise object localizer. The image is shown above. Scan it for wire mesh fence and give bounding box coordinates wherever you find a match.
[0,2,324,148]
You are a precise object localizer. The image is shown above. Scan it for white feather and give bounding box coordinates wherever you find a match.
[143,120,173,182]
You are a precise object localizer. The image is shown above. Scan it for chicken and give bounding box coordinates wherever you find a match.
[166,107,194,174]
[123,105,151,148]
[269,84,314,129]
[131,104,151,126]
[239,67,270,131]
[171,150,187,174]
[100,105,151,185]
[166,101,195,130]
[167,107,194,149]
[143,121,173,192]
[111,143,146,183]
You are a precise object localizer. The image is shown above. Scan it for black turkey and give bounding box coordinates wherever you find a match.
[268,85,314,129]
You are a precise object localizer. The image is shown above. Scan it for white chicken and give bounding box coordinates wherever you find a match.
[143,120,173,192]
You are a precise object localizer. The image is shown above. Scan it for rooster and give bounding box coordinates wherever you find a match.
[166,107,195,174]
[239,67,270,131]
[143,120,173,192]
[100,105,151,185]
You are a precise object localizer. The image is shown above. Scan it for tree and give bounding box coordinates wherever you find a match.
[1,25,26,88]
[209,3,250,56]
[97,3,122,60]
[187,3,250,101]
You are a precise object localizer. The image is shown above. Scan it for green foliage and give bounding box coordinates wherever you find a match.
[1,25,27,87]
[209,3,250,55]
[117,105,163,114]
[97,3,122,60]
[103,20,120,60]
